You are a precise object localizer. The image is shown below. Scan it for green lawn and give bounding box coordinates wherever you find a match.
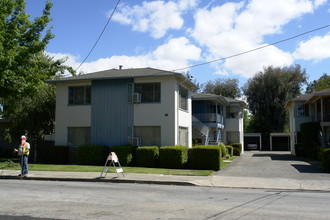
[0,156,236,176]
[0,160,213,176]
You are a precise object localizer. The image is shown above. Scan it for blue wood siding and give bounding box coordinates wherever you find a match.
[91,79,133,146]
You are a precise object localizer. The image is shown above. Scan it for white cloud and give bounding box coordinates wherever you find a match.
[153,37,201,64]
[293,33,330,61]
[190,0,318,77]
[191,2,243,46]
[235,0,313,40]
[48,37,201,74]
[221,45,294,77]
[314,0,327,8]
[112,0,198,38]
[178,0,198,9]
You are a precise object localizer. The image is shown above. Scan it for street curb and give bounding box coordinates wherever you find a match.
[0,175,196,186]
[2,175,330,192]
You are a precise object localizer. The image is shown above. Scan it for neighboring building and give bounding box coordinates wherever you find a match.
[48,67,197,148]
[192,93,246,148]
[286,88,330,154]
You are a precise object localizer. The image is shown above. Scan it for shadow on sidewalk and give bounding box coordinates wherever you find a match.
[291,164,326,174]
[252,152,296,161]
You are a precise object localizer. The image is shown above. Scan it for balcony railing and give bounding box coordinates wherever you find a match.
[316,112,330,122]
[193,113,224,124]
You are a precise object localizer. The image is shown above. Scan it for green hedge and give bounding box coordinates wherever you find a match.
[294,143,304,157]
[190,145,222,170]
[219,143,228,158]
[321,148,330,173]
[77,145,109,165]
[300,122,320,159]
[136,146,159,167]
[0,148,16,158]
[110,145,137,166]
[226,145,233,157]
[45,146,69,164]
[231,143,242,156]
[159,145,188,169]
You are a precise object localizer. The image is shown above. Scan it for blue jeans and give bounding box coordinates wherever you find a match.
[20,155,28,174]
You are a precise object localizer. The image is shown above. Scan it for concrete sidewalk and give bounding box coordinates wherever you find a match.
[2,151,330,191]
[2,169,330,191]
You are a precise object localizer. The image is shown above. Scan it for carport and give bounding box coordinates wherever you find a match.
[270,133,290,151]
[244,133,262,151]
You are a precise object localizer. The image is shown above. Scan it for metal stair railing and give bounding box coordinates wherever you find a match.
[192,115,210,145]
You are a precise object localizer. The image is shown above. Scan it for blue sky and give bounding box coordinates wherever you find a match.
[25,0,330,89]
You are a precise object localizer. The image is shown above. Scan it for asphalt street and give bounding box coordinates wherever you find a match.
[1,180,330,220]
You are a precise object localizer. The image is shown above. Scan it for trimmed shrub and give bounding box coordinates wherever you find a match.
[45,146,69,164]
[190,145,222,170]
[300,122,320,159]
[110,145,137,166]
[159,145,188,169]
[0,148,16,158]
[219,143,228,158]
[294,143,304,157]
[231,143,242,156]
[321,148,330,173]
[187,147,193,169]
[77,145,109,165]
[226,145,233,157]
[136,146,159,167]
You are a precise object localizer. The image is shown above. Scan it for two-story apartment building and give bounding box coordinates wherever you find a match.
[286,88,330,154]
[192,93,246,147]
[48,67,197,148]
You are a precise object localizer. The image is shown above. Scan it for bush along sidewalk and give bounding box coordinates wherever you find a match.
[136,146,159,168]
[190,146,223,170]
[81,144,230,171]
[5,143,236,172]
[321,148,330,172]
[159,146,188,169]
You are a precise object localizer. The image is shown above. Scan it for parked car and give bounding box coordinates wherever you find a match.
[247,143,258,150]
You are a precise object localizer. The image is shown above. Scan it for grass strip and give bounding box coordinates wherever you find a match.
[0,162,213,176]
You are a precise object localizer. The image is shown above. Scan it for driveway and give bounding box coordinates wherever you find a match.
[217,151,330,181]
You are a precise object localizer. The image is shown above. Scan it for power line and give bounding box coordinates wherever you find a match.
[75,0,121,71]
[172,24,330,73]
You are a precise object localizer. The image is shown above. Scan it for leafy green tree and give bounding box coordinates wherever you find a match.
[3,83,56,144]
[0,0,73,102]
[243,65,307,134]
[243,110,252,132]
[0,0,74,153]
[202,78,241,98]
[306,73,330,93]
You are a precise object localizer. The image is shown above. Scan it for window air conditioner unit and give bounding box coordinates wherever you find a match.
[130,136,141,147]
[132,93,141,103]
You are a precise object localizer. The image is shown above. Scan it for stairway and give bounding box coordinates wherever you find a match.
[192,115,210,145]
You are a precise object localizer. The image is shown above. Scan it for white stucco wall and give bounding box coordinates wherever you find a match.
[134,77,176,146]
[54,81,91,146]
[288,102,314,154]
[177,89,193,148]
[223,105,244,147]
[133,76,193,147]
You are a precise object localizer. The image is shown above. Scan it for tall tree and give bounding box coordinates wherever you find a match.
[1,53,73,116]
[0,0,73,102]
[0,0,74,147]
[3,83,56,144]
[306,73,330,93]
[202,78,241,98]
[243,65,307,133]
